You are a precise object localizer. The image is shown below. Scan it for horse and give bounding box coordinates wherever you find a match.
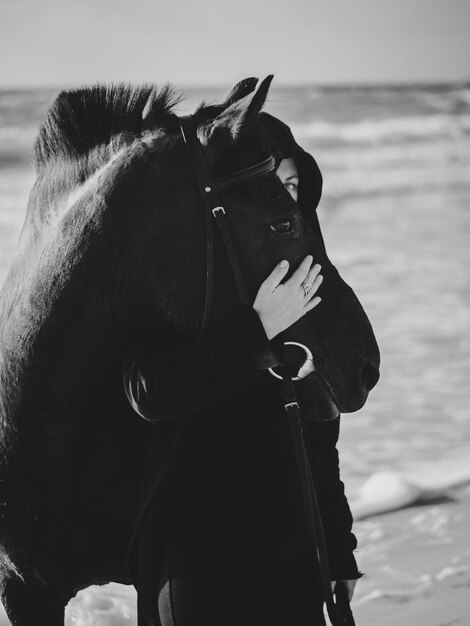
[0,75,379,625]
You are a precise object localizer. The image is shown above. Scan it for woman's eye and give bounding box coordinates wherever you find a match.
[285,182,297,192]
[270,220,293,234]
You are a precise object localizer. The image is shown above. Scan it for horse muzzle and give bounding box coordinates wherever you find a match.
[270,340,380,415]
[317,351,380,414]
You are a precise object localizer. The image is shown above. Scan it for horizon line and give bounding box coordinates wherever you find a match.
[1,77,469,92]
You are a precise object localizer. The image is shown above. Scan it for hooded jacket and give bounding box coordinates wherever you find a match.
[259,112,324,242]
[122,114,362,622]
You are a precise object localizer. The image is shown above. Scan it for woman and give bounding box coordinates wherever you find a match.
[123,114,361,625]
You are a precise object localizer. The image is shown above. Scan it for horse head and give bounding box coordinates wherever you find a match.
[116,75,379,415]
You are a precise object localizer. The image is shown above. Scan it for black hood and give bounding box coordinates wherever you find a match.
[259,112,323,224]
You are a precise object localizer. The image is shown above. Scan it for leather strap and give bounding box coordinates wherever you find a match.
[198,155,276,196]
[180,115,216,337]
[282,375,355,626]
[179,114,275,337]
[211,207,249,306]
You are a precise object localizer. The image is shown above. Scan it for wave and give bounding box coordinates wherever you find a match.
[318,138,470,169]
[351,455,470,520]
[323,162,470,199]
[292,114,470,144]
[1,120,469,199]
[0,126,37,144]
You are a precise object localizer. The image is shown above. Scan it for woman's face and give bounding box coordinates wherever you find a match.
[276,157,299,202]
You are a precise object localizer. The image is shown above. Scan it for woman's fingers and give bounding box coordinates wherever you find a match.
[290,255,313,287]
[261,257,323,303]
[263,256,320,293]
[261,259,290,292]
[305,272,323,301]
[332,579,357,602]
[303,263,322,287]
[253,256,324,339]
[305,295,321,311]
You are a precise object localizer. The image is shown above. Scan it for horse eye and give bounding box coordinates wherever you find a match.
[270,220,293,234]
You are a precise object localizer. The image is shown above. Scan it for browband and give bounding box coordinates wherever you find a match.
[179,115,276,198]
[199,155,276,196]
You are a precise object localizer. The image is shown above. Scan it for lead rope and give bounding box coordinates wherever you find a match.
[282,374,355,626]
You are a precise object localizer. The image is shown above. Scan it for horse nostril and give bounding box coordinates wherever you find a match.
[361,360,380,391]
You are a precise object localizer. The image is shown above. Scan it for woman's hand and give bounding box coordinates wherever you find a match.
[331,579,358,602]
[253,255,323,340]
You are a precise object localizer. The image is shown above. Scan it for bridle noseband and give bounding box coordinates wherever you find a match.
[179,115,276,337]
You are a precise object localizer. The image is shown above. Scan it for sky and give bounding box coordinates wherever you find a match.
[1,0,469,88]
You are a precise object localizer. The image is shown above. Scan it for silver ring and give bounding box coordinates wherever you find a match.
[268,341,315,380]
[302,283,312,297]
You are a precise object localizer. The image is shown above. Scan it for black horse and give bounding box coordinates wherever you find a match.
[0,76,379,624]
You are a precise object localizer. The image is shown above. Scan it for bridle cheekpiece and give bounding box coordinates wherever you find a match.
[179,114,276,337]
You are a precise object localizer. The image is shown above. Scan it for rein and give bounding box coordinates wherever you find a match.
[178,115,354,625]
[282,374,354,625]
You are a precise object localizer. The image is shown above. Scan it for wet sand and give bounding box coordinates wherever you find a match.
[353,484,470,625]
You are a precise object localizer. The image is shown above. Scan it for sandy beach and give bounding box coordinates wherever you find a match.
[353,486,470,625]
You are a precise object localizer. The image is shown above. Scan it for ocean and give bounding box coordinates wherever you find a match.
[0,83,469,624]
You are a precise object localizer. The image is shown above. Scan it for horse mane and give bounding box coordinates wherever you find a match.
[33,82,183,170]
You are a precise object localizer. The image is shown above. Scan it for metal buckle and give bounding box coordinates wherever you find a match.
[284,401,300,410]
[212,206,226,218]
[268,341,315,381]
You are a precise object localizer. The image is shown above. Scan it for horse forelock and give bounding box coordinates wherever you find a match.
[33,82,182,171]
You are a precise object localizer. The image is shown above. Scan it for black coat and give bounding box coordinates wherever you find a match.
[123,308,362,619]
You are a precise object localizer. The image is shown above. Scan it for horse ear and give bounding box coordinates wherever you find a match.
[202,74,274,144]
[221,77,259,108]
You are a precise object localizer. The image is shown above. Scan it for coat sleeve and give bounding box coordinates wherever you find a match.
[122,306,284,422]
[305,416,363,581]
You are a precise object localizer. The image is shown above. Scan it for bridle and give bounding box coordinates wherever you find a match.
[179,114,276,338]
[178,114,355,626]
